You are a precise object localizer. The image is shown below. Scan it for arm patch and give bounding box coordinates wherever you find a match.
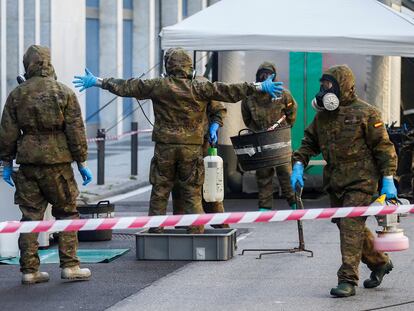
[374,122,383,128]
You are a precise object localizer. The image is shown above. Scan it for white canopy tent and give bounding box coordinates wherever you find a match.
[160,0,414,57]
[160,0,414,191]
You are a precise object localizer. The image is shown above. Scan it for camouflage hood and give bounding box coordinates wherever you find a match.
[324,65,356,105]
[256,61,277,82]
[23,45,56,80]
[164,48,193,78]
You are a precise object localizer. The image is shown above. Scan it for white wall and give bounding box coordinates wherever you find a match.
[323,53,368,101]
[99,0,123,135]
[0,0,6,111]
[50,0,86,116]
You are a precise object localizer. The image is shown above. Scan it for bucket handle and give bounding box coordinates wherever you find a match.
[238,128,255,136]
[97,200,111,207]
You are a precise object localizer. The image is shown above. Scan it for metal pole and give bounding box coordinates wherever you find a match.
[131,122,138,176]
[97,129,106,185]
[303,52,308,125]
[212,51,218,82]
[158,0,163,76]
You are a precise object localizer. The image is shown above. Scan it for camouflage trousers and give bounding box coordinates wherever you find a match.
[256,163,296,209]
[13,164,80,273]
[330,191,389,286]
[172,140,229,229]
[149,143,204,233]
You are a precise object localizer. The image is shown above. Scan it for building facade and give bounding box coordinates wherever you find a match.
[0,0,215,137]
[0,0,413,140]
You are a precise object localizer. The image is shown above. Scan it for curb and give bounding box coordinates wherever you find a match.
[78,180,150,204]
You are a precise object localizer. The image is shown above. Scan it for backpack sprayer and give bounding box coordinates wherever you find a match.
[371,195,410,252]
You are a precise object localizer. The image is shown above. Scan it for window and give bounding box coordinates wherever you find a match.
[123,0,133,10]
[182,0,188,18]
[86,0,99,8]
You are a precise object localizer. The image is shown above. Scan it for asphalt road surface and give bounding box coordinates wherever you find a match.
[1,188,413,311]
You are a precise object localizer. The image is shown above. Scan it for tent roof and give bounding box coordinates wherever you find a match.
[160,0,414,57]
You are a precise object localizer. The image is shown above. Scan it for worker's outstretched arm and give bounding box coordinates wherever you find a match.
[195,74,284,103]
[73,68,158,100]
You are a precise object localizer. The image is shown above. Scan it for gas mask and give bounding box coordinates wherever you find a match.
[17,75,26,84]
[256,69,275,83]
[311,74,340,112]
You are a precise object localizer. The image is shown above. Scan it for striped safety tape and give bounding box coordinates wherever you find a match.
[0,204,413,234]
[86,129,153,143]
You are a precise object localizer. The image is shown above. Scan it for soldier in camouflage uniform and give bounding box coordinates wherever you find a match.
[172,95,229,229]
[291,65,397,297]
[73,47,284,233]
[242,62,297,211]
[0,45,92,284]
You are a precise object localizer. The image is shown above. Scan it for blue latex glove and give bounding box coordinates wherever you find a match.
[2,165,14,187]
[73,68,97,92]
[79,166,93,186]
[260,74,284,98]
[209,122,220,144]
[380,177,397,199]
[290,162,304,190]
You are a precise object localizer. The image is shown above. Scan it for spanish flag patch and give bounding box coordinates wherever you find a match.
[374,122,383,128]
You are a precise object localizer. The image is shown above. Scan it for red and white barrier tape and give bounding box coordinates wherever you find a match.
[86,129,153,143]
[0,204,413,234]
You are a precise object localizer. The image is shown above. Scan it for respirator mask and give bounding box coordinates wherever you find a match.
[311,74,340,112]
[256,69,275,83]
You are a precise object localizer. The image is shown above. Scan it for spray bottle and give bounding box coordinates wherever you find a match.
[203,146,224,202]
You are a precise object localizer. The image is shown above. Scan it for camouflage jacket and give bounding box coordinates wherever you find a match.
[200,75,227,139]
[241,90,297,132]
[101,77,254,145]
[0,45,87,165]
[293,65,397,197]
[207,100,227,128]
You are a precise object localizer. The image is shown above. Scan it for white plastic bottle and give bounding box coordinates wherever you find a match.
[203,147,224,202]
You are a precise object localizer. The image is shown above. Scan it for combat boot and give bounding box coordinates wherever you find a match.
[363,260,393,288]
[330,282,356,297]
[61,265,91,281]
[22,271,50,285]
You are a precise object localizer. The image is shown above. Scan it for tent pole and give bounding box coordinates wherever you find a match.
[303,52,307,126]
[212,51,218,82]
[158,0,163,76]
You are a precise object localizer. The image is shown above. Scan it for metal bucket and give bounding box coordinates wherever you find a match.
[77,200,114,241]
[230,126,292,171]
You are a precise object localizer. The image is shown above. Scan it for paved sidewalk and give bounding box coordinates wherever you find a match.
[109,197,414,311]
[76,133,154,203]
[1,190,413,311]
